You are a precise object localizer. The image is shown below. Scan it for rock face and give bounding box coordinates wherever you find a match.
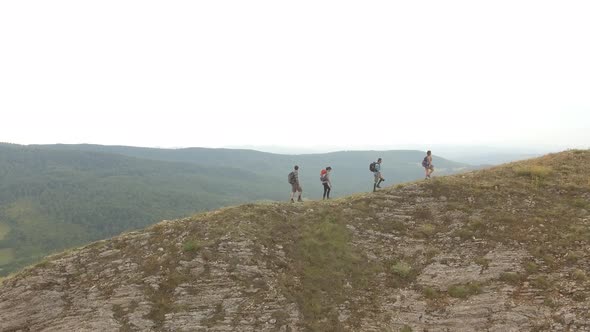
[1,150,589,331]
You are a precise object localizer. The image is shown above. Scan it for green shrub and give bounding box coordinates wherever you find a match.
[565,251,583,265]
[423,286,441,299]
[415,224,436,238]
[182,240,203,252]
[474,256,490,269]
[400,325,413,332]
[391,261,413,279]
[531,276,552,290]
[572,269,586,281]
[572,199,588,209]
[524,262,538,273]
[448,283,482,299]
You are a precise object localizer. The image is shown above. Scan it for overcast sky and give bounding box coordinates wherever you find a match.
[1,0,588,151]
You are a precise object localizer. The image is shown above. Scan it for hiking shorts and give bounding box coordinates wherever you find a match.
[291,183,302,193]
[424,164,434,170]
[374,172,381,183]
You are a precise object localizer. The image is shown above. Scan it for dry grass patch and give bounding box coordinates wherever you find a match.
[515,165,553,179]
[531,276,553,290]
[414,224,437,238]
[572,269,587,282]
[422,286,442,300]
[565,251,584,265]
[413,207,433,220]
[391,261,413,279]
[182,239,214,253]
[448,282,482,299]
[401,325,413,332]
[524,262,539,274]
[499,272,526,285]
[474,256,490,270]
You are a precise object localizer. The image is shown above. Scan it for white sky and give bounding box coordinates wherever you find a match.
[1,0,589,150]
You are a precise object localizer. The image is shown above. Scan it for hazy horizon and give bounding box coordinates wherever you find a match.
[1,1,589,149]
[1,141,578,153]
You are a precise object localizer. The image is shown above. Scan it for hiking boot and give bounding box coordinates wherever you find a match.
[290,198,295,203]
[297,197,303,202]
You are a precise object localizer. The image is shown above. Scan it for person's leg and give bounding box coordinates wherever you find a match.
[291,184,296,202]
[373,173,378,192]
[326,185,331,199]
[376,172,383,188]
[323,184,328,199]
[297,185,303,202]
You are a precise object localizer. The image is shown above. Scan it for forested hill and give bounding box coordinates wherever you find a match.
[0,143,470,275]
[0,144,281,275]
[35,143,473,188]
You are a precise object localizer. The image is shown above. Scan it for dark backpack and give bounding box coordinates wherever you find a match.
[288,171,296,184]
[422,156,429,167]
[369,162,377,172]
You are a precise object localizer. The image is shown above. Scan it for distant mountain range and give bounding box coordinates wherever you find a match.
[226,144,548,165]
[0,143,472,275]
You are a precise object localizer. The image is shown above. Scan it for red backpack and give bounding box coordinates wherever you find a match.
[320,169,328,182]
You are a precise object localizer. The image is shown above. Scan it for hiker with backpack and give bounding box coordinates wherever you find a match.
[422,150,434,179]
[320,166,332,200]
[288,165,303,203]
[370,158,385,192]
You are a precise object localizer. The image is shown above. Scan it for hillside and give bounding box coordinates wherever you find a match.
[0,144,283,275]
[0,143,469,276]
[0,150,588,331]
[35,144,473,194]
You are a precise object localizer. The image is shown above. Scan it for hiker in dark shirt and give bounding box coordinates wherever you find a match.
[288,165,303,203]
[320,166,332,200]
[422,150,434,179]
[371,158,385,192]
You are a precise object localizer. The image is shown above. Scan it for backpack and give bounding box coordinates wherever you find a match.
[369,162,377,172]
[320,169,328,182]
[422,156,429,167]
[288,171,296,184]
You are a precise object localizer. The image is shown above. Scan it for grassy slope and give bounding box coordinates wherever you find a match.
[189,150,589,329]
[156,149,590,329]
[3,149,587,330]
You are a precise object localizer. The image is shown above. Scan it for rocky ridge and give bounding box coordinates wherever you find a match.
[1,150,589,331]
